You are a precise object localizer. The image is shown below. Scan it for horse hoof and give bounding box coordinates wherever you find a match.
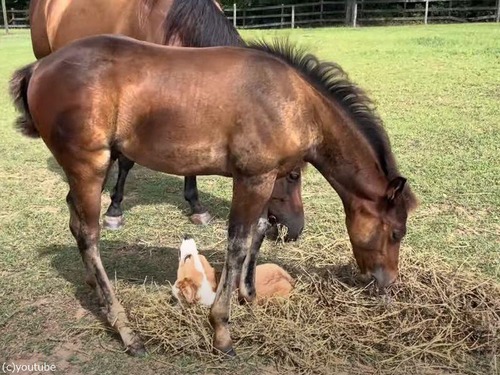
[127,342,147,357]
[224,348,236,357]
[215,347,236,357]
[103,215,124,230]
[189,212,212,225]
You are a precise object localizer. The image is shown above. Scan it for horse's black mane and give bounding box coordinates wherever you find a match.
[163,0,243,47]
[248,39,397,178]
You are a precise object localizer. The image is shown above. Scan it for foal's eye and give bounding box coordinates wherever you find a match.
[288,172,300,181]
[392,230,404,242]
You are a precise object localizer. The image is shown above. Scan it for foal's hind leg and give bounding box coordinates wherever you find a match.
[210,172,277,355]
[103,154,134,230]
[184,176,212,225]
[65,155,145,356]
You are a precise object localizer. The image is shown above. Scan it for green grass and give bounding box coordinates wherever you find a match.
[0,24,499,374]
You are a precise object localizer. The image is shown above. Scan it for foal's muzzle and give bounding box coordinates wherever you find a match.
[361,267,398,290]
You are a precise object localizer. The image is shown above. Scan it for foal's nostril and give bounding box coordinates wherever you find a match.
[268,215,277,225]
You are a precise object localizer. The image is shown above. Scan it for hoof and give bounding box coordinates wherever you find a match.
[103,215,124,230]
[224,348,236,357]
[238,293,255,305]
[189,211,212,225]
[127,341,147,357]
[215,347,236,357]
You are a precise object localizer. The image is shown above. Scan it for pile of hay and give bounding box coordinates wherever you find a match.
[118,244,499,374]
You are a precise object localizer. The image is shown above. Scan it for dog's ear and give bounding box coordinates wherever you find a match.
[177,278,198,304]
[182,254,192,264]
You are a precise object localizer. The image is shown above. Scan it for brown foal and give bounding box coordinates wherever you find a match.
[10,36,417,356]
[29,0,304,239]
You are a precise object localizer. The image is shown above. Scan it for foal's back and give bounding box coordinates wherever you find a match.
[28,36,315,178]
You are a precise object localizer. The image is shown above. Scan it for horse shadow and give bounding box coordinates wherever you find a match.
[45,156,232,220]
[310,262,366,288]
[38,240,366,347]
[38,240,229,330]
[37,239,301,329]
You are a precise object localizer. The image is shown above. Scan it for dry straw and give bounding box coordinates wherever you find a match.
[118,242,499,374]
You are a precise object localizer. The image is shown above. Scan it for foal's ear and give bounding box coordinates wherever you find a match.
[386,177,407,202]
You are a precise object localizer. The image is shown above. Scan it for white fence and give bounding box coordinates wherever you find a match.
[2,0,500,32]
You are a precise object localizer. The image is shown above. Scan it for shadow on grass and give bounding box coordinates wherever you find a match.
[46,156,232,221]
[311,262,366,288]
[37,238,363,351]
[38,240,228,340]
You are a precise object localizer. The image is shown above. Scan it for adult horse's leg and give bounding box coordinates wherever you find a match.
[104,161,212,228]
[103,154,134,230]
[65,157,145,356]
[209,172,277,355]
[184,176,212,225]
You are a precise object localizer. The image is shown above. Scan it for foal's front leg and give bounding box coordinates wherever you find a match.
[239,213,270,302]
[210,172,277,355]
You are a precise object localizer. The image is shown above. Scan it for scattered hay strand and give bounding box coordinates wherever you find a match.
[118,244,499,374]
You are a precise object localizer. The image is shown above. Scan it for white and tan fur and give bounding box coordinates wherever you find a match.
[173,238,294,306]
[172,238,217,306]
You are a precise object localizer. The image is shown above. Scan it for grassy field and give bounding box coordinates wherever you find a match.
[0,24,499,374]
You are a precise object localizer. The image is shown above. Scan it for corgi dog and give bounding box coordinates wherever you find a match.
[173,238,294,306]
[172,237,217,306]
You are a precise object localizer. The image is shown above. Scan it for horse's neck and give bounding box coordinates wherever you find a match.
[309,101,387,205]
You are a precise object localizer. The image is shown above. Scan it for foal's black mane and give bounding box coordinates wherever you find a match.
[248,39,397,179]
[162,0,243,47]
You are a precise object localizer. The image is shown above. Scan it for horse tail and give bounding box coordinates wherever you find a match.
[9,63,39,138]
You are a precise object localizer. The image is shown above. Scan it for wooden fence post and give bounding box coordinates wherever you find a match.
[496,0,500,22]
[320,0,324,25]
[353,0,357,27]
[233,3,237,27]
[424,0,429,24]
[281,4,284,28]
[345,0,351,26]
[292,5,295,29]
[345,0,356,26]
[1,0,8,34]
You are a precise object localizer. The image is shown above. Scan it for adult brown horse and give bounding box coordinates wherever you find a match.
[10,36,417,356]
[29,0,305,240]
